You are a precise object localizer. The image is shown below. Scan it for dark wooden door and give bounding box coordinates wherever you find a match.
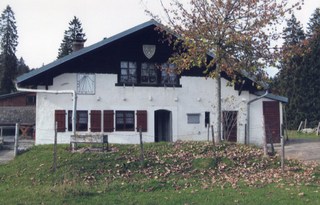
[263,101,280,143]
[222,111,238,142]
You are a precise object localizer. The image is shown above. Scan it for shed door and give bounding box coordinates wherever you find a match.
[263,101,280,143]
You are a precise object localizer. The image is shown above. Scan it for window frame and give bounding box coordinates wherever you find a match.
[187,113,201,124]
[120,61,137,84]
[68,110,88,132]
[115,111,135,131]
[161,63,178,86]
[26,95,36,106]
[205,112,210,127]
[117,61,180,87]
[141,62,158,85]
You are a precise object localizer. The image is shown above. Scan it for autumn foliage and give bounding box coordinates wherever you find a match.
[76,141,319,190]
[149,0,303,78]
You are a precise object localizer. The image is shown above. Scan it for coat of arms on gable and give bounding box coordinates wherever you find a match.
[143,44,156,59]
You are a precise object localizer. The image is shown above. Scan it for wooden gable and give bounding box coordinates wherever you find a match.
[17,21,210,87]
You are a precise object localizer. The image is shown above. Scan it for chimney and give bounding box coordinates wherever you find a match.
[72,33,86,52]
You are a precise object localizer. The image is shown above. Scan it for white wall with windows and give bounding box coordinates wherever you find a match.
[34,72,279,145]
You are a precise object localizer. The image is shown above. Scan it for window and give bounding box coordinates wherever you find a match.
[68,110,88,131]
[120,61,137,84]
[116,111,135,131]
[187,113,200,124]
[205,112,210,127]
[77,74,95,94]
[55,110,66,132]
[141,63,157,84]
[26,95,36,105]
[90,110,101,132]
[161,63,177,85]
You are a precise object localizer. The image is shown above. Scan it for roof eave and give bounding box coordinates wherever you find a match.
[16,19,160,85]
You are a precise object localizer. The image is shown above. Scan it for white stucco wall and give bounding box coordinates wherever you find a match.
[247,96,284,146]
[34,73,280,145]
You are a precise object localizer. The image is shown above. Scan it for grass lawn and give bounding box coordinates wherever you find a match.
[287,130,320,140]
[1,142,320,204]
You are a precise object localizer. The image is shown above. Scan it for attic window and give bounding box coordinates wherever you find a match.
[161,63,177,85]
[120,61,137,84]
[141,63,157,84]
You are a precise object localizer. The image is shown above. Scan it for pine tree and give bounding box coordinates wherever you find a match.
[57,16,86,59]
[302,9,320,127]
[0,5,18,94]
[307,8,320,37]
[16,57,29,77]
[274,14,305,129]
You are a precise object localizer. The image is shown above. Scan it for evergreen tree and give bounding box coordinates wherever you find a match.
[0,5,18,94]
[274,14,305,129]
[274,10,320,129]
[57,16,86,59]
[302,9,320,127]
[307,8,320,36]
[16,57,29,77]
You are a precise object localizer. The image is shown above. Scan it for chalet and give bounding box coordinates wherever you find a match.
[16,20,287,145]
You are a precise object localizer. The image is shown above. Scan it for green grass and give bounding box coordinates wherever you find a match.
[1,142,320,204]
[287,130,320,140]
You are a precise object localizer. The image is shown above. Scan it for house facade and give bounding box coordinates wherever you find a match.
[16,20,287,145]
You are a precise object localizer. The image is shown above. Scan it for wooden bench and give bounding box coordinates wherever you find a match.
[70,134,109,152]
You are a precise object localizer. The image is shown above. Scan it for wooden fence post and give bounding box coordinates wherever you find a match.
[53,121,58,172]
[317,122,320,136]
[297,121,303,132]
[281,124,285,173]
[14,123,19,157]
[207,124,210,141]
[262,116,268,157]
[139,127,144,167]
[211,125,215,147]
[304,119,307,129]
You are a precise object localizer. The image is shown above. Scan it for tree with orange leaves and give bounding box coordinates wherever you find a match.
[148,0,303,143]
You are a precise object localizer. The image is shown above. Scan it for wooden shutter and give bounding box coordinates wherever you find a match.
[136,110,147,132]
[104,110,114,132]
[90,110,101,132]
[55,110,66,132]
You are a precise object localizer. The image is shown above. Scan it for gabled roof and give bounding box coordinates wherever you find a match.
[16,19,285,103]
[254,91,288,103]
[16,19,161,84]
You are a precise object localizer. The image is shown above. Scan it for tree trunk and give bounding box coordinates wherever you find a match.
[216,74,221,144]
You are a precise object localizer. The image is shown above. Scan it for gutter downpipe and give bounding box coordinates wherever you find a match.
[246,90,268,145]
[15,83,77,141]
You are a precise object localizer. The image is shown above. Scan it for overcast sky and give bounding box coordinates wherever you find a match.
[0,0,319,75]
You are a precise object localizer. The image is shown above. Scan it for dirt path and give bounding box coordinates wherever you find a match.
[0,149,14,164]
[0,139,34,164]
[280,139,320,163]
